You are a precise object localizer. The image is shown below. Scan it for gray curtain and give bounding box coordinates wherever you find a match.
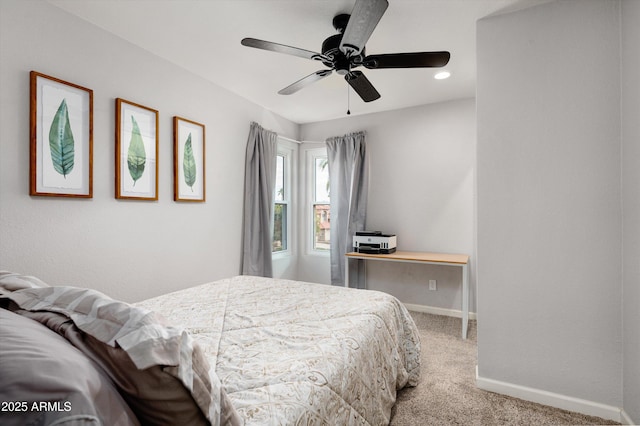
[326,131,369,287]
[241,122,278,277]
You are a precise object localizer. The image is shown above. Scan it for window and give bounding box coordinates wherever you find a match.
[312,155,330,251]
[273,154,288,252]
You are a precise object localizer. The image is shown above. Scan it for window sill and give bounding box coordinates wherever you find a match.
[272,251,292,259]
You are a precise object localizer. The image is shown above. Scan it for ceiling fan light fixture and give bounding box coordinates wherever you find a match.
[335,55,351,75]
[434,70,451,80]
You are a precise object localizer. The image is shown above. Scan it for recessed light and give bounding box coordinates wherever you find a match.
[434,71,451,80]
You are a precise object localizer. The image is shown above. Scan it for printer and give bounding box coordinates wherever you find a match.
[353,231,397,254]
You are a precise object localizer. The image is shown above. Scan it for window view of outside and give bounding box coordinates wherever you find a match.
[313,157,330,251]
[273,155,287,252]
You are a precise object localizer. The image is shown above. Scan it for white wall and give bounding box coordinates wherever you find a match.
[0,0,298,303]
[477,0,623,415]
[621,0,640,423]
[300,99,476,313]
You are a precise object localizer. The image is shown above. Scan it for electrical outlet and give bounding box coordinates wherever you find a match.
[429,279,437,291]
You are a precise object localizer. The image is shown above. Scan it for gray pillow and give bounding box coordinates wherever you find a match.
[0,307,139,426]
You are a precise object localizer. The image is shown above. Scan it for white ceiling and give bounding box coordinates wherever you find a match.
[48,0,543,124]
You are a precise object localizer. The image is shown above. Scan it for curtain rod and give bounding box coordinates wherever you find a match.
[278,135,324,144]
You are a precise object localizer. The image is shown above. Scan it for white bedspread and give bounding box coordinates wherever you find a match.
[135,275,421,425]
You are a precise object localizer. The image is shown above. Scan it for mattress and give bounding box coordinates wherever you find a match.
[134,275,421,425]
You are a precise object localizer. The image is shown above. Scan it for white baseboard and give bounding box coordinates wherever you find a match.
[404,303,477,320]
[476,367,625,423]
[620,409,636,425]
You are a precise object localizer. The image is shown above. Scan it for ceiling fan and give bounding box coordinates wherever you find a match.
[241,0,450,103]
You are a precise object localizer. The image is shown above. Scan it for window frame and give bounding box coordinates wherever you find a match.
[305,147,330,255]
[272,143,293,257]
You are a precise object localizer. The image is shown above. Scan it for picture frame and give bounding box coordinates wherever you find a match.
[173,116,205,202]
[115,98,159,200]
[30,71,93,197]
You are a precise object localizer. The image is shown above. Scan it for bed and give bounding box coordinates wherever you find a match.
[0,272,421,426]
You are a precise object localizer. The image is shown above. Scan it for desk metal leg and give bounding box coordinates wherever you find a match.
[462,263,469,339]
[345,259,350,288]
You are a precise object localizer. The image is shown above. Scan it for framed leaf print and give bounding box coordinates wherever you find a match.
[115,98,159,200]
[30,71,93,197]
[173,116,205,202]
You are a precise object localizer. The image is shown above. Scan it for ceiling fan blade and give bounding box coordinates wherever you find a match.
[241,38,327,61]
[363,51,451,69]
[340,0,389,58]
[345,71,380,102]
[278,70,333,95]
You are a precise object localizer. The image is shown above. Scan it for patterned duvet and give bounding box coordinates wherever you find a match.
[135,275,421,425]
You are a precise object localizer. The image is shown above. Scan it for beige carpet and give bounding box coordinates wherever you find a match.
[390,312,620,426]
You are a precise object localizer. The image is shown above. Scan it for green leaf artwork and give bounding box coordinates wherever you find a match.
[127,115,146,186]
[48,98,75,178]
[182,132,196,191]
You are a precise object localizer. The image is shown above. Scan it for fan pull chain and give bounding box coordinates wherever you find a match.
[346,85,351,115]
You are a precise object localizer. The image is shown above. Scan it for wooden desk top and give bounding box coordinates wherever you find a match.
[346,250,469,265]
